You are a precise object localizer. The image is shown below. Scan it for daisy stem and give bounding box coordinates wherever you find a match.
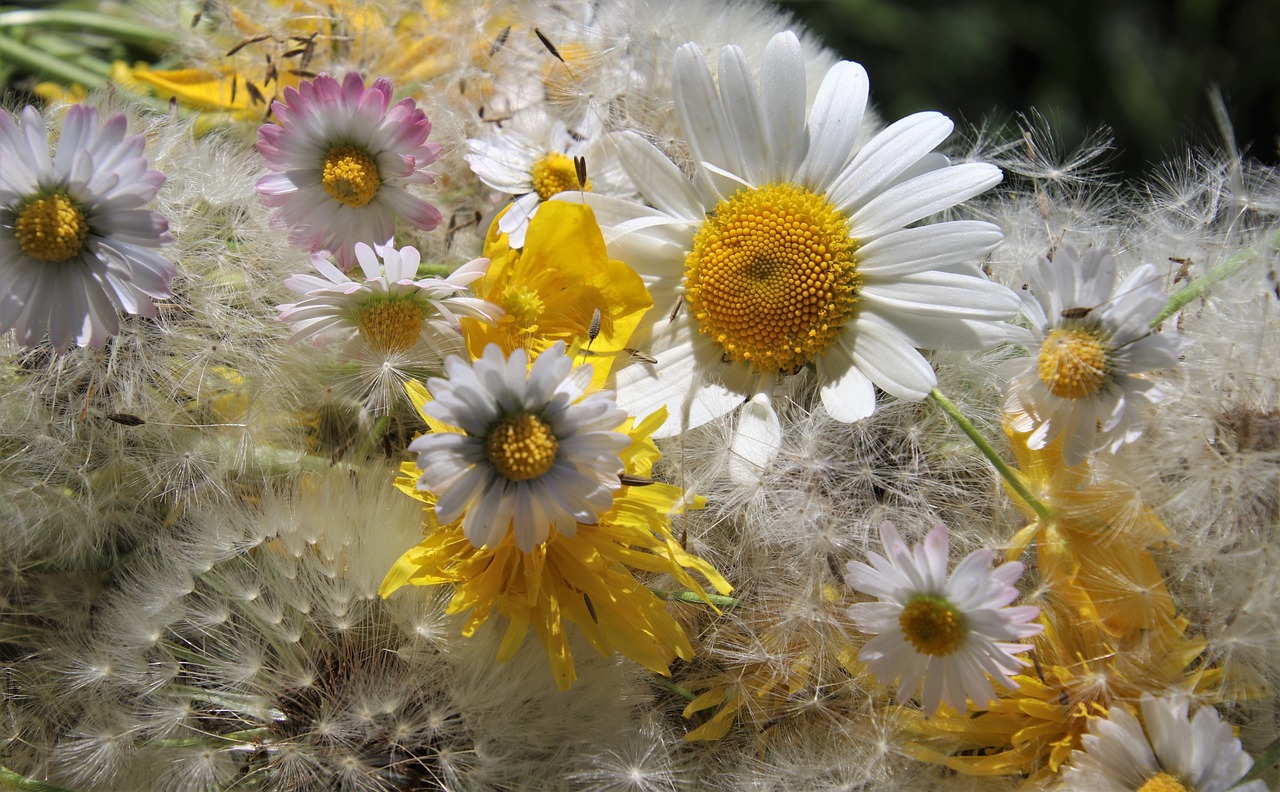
[1241,735,1280,783]
[652,675,697,702]
[0,9,179,48]
[353,415,392,459]
[649,588,740,608]
[928,389,1053,522]
[1151,227,1280,327]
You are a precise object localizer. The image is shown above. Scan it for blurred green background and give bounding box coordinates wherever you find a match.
[778,0,1280,177]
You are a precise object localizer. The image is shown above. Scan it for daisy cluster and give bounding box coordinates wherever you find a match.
[0,0,1277,790]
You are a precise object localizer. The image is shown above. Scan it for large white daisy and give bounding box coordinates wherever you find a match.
[256,73,442,271]
[409,342,631,552]
[581,31,1017,468]
[1059,693,1267,792]
[0,104,175,351]
[844,522,1043,715]
[1002,246,1187,465]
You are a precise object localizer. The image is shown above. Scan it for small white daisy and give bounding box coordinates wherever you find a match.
[409,342,631,552]
[256,72,442,270]
[581,31,1017,471]
[465,109,627,248]
[1060,693,1267,792]
[278,242,500,354]
[0,104,175,351]
[1002,246,1187,465]
[844,522,1043,715]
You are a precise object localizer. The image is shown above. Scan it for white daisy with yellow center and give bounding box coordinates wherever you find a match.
[0,104,175,351]
[465,109,628,248]
[256,73,443,271]
[278,242,501,355]
[409,342,631,552]
[1060,693,1267,792]
[580,31,1017,471]
[1002,246,1187,465]
[844,522,1043,715]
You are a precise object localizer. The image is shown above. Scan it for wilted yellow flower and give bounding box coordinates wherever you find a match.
[904,599,1225,779]
[1004,420,1175,635]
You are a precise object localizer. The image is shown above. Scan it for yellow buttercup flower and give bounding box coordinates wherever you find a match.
[381,385,731,690]
[464,201,652,390]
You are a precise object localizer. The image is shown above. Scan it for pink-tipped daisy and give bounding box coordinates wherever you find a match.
[0,104,175,351]
[844,522,1043,715]
[256,73,443,270]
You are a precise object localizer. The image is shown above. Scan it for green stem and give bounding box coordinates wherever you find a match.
[0,9,179,49]
[928,389,1053,522]
[652,675,697,702]
[0,767,79,792]
[650,588,740,608]
[0,33,106,88]
[1152,228,1280,327]
[353,415,392,460]
[1241,736,1280,783]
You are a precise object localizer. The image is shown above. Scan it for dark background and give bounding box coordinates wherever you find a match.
[777,0,1280,177]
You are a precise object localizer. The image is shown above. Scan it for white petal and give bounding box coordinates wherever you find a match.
[847,313,938,401]
[729,385,781,483]
[850,162,1003,242]
[798,60,868,189]
[615,132,706,221]
[830,111,954,211]
[758,31,808,183]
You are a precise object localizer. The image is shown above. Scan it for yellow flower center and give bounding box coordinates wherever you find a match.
[1137,772,1190,792]
[322,145,381,207]
[485,412,559,481]
[500,286,546,331]
[899,595,967,657]
[1037,326,1110,399]
[14,193,89,263]
[529,152,586,201]
[684,183,859,373]
[354,299,426,352]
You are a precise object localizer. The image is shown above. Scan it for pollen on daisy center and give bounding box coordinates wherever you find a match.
[899,594,968,656]
[683,182,859,373]
[485,412,559,481]
[322,144,381,207]
[530,152,587,201]
[1136,772,1188,792]
[1037,326,1110,399]
[354,299,426,352]
[14,193,89,263]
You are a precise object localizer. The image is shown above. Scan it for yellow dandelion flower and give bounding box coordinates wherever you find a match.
[380,355,730,690]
